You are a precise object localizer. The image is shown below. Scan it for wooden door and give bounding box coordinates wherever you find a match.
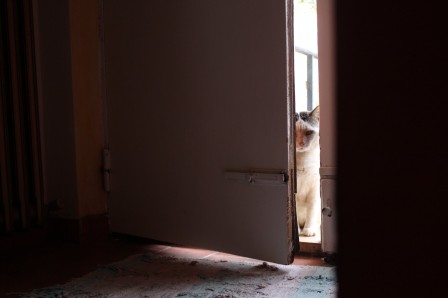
[103,0,296,264]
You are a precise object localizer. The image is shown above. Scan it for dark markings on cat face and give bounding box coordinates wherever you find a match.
[295,105,320,126]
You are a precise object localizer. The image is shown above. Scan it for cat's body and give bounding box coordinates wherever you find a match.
[295,105,321,237]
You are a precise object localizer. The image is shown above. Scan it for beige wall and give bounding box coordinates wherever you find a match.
[35,0,78,218]
[69,0,107,217]
[35,0,106,219]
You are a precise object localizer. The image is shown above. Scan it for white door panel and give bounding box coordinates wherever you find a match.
[104,0,295,264]
[321,177,337,253]
[317,0,337,254]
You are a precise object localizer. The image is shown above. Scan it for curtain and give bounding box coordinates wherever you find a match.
[0,0,43,234]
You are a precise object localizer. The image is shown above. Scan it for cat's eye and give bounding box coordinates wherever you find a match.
[305,131,314,136]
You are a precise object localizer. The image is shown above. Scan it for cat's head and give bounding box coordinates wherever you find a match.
[295,105,320,152]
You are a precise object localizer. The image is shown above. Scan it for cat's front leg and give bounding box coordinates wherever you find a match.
[300,189,321,237]
[300,226,317,237]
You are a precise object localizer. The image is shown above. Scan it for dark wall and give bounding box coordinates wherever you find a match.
[35,0,78,217]
[336,1,448,297]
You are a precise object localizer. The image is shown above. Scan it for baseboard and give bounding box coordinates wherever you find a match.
[48,213,109,243]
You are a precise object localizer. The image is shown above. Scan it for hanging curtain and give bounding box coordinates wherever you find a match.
[0,0,43,234]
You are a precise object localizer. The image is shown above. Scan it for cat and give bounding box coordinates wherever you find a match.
[295,105,321,237]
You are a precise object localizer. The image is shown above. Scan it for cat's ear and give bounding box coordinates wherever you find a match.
[310,105,320,121]
[294,112,299,122]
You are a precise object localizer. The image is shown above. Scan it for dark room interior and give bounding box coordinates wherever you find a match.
[1,0,448,297]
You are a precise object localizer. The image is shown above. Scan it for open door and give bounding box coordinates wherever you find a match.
[103,0,296,264]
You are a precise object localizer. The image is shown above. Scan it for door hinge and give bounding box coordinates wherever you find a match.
[102,149,111,192]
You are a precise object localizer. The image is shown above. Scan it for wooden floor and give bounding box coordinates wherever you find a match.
[0,235,327,298]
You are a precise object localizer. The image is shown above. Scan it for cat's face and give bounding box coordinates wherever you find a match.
[295,106,320,152]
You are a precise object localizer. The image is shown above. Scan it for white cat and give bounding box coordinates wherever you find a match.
[295,105,321,237]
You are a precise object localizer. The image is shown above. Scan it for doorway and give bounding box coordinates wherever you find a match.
[294,0,321,253]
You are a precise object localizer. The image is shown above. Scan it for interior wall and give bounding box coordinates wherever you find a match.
[69,0,107,217]
[34,0,106,221]
[335,1,447,297]
[34,0,78,218]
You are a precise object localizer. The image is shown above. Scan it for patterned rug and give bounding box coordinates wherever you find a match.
[21,252,337,297]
